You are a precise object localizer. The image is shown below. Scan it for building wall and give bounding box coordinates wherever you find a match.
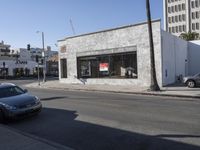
[14,48,32,61]
[58,20,163,88]
[161,30,188,86]
[188,40,200,75]
[0,60,37,76]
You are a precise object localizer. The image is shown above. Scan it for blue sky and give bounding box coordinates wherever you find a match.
[0,0,163,50]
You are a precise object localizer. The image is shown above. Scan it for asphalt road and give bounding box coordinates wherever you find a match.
[2,79,200,150]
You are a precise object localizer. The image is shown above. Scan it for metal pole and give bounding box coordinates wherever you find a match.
[42,32,46,82]
[3,63,6,80]
[38,62,40,86]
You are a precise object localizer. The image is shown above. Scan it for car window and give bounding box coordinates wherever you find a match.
[195,73,200,78]
[0,86,25,98]
[194,73,200,78]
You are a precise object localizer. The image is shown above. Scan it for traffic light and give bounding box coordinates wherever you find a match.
[36,55,39,63]
[27,44,31,51]
[41,59,43,64]
[3,62,5,67]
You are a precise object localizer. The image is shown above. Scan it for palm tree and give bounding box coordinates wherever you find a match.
[179,32,199,41]
[146,0,160,91]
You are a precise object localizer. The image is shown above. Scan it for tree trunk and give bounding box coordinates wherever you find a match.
[146,0,160,91]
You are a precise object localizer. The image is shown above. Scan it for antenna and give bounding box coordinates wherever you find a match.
[70,19,76,35]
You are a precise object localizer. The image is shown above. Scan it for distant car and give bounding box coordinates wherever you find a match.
[183,73,200,88]
[0,83,42,123]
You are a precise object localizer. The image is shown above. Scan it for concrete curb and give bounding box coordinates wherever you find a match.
[25,84,200,100]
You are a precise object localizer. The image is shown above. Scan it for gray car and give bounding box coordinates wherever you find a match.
[0,83,42,123]
[183,73,200,88]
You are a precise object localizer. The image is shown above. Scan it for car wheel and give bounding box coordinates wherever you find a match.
[187,80,195,88]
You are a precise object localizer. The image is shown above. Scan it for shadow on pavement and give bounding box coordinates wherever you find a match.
[155,134,200,138]
[41,96,68,101]
[6,108,200,150]
[164,88,200,91]
[163,83,200,91]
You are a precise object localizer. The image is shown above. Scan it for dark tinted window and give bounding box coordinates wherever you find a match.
[77,52,137,79]
[0,86,25,98]
[60,59,67,78]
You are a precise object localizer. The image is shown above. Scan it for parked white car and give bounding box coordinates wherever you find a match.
[183,73,200,88]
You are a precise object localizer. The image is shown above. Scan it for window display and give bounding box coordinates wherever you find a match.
[77,52,137,79]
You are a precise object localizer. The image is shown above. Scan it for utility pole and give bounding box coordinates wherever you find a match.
[37,31,46,83]
[36,55,40,86]
[42,32,46,83]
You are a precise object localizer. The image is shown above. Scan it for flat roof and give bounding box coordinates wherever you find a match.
[58,19,161,42]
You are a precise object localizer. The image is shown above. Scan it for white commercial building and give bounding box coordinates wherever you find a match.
[0,47,38,77]
[58,20,200,88]
[164,0,200,36]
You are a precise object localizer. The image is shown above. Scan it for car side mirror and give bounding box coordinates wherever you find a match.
[24,89,28,93]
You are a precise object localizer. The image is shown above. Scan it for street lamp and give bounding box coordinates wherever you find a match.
[36,31,46,83]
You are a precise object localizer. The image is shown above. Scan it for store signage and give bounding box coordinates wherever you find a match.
[99,63,109,71]
[60,45,67,53]
[15,60,28,65]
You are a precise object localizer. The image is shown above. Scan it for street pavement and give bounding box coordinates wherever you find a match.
[0,79,200,150]
[0,124,72,150]
[25,80,200,99]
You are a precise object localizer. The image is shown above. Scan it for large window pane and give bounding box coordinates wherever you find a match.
[77,52,137,79]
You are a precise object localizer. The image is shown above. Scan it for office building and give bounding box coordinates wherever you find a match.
[164,0,200,36]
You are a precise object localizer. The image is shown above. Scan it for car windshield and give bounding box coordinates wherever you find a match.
[0,86,25,98]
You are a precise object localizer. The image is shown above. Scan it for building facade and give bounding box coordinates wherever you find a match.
[164,0,200,36]
[58,20,200,88]
[0,44,39,78]
[0,42,58,78]
[46,53,59,76]
[0,41,11,56]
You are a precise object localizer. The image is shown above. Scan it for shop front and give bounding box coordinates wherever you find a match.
[0,60,38,78]
[58,20,163,88]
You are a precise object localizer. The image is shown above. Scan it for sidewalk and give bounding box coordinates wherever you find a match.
[0,125,73,150]
[25,80,200,99]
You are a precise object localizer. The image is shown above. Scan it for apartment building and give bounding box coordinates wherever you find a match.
[164,0,200,36]
[0,41,11,56]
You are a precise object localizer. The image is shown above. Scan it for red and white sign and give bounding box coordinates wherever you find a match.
[99,63,109,71]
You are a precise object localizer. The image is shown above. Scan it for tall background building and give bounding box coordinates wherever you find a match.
[164,0,200,36]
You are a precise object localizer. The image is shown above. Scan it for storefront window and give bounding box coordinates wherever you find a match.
[80,61,91,77]
[0,68,8,78]
[77,52,137,79]
[60,59,67,78]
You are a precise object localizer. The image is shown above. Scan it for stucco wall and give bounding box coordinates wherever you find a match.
[0,60,37,76]
[161,30,188,86]
[58,20,162,88]
[188,40,200,75]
